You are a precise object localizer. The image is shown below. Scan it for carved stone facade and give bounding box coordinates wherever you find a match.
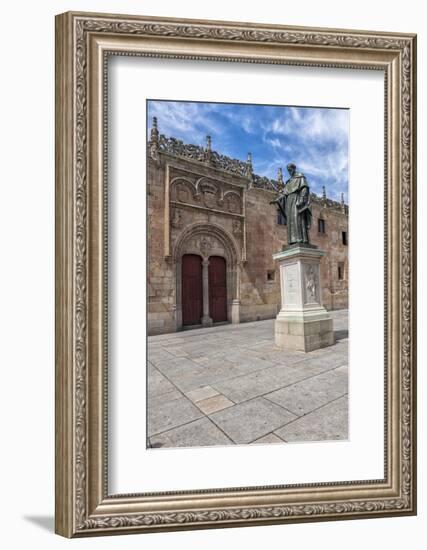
[147,134,348,335]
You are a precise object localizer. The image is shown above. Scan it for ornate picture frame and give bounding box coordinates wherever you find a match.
[55,11,417,537]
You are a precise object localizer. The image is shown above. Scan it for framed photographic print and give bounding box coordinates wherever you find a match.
[55,11,417,537]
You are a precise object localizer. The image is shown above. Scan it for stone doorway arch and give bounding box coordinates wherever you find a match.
[172,223,241,330]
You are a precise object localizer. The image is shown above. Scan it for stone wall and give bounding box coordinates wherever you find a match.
[147,137,348,335]
[240,185,348,319]
[147,159,176,334]
[240,187,284,321]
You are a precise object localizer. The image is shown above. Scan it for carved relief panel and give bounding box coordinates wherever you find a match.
[172,180,195,205]
[224,191,241,214]
[167,168,246,262]
[302,262,320,305]
[171,208,183,228]
[182,234,227,260]
[169,171,243,216]
[200,181,218,209]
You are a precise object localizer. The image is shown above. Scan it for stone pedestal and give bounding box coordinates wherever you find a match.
[273,245,334,352]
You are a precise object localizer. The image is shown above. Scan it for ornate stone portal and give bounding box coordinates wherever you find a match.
[173,223,241,331]
[273,245,334,352]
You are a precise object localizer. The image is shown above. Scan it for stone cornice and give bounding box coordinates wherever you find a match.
[149,134,349,212]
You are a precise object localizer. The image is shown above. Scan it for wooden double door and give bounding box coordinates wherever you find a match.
[208,256,228,324]
[181,254,227,326]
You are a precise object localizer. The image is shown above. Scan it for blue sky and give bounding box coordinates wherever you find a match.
[147,100,349,202]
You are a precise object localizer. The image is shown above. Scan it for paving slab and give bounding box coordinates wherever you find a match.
[152,357,207,380]
[164,346,190,357]
[149,417,233,449]
[247,349,307,365]
[335,365,348,373]
[191,357,211,365]
[185,385,219,402]
[251,433,285,445]
[264,367,348,416]
[209,397,297,444]
[274,396,348,442]
[291,350,348,375]
[169,359,245,392]
[212,362,322,404]
[225,351,291,371]
[195,394,234,415]
[148,388,181,406]
[147,393,203,436]
[147,367,176,397]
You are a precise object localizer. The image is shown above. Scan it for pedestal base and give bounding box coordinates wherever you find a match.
[275,310,334,352]
[231,300,240,324]
[273,245,334,353]
[201,315,213,327]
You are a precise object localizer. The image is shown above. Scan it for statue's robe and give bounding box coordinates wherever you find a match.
[278,173,312,245]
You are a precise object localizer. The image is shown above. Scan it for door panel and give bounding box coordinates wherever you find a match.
[182,254,203,326]
[208,256,227,323]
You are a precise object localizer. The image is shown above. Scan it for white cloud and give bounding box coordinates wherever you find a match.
[148,101,221,145]
[220,109,255,134]
[265,137,282,149]
[269,107,348,144]
[271,116,291,135]
[262,107,349,200]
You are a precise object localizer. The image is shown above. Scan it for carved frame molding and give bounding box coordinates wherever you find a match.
[55,11,416,537]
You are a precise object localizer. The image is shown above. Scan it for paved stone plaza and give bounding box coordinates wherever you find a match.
[147,310,348,449]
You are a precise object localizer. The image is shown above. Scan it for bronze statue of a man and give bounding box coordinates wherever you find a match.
[271,163,312,245]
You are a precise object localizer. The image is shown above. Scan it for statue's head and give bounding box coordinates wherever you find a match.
[287,163,296,176]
